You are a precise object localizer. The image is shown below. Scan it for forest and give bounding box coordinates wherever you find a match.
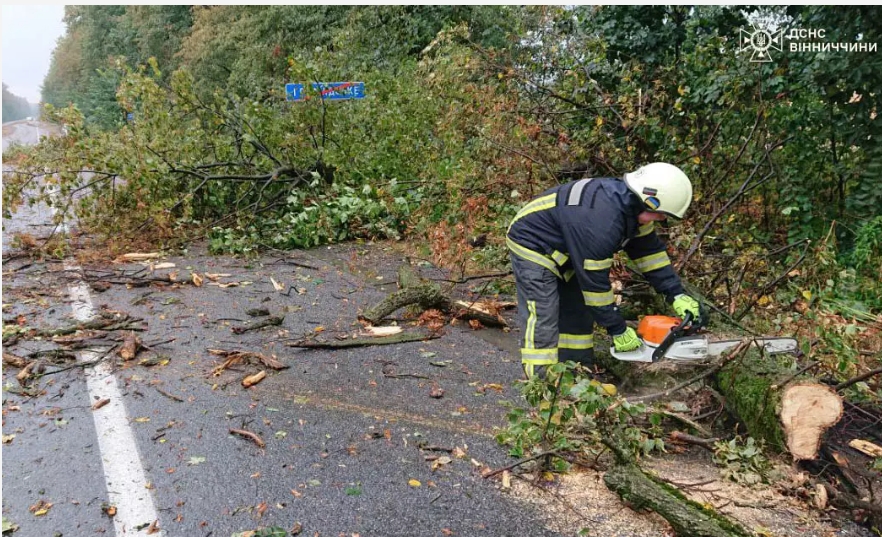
[3,6,881,535]
[2,83,37,123]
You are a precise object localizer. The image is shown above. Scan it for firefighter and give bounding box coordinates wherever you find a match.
[506,162,701,380]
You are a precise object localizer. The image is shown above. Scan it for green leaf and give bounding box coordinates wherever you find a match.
[2,516,19,534]
[254,528,287,537]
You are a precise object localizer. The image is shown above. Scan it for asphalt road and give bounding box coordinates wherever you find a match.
[2,122,562,537]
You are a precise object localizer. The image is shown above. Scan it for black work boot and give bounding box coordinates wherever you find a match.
[523,363,549,381]
[563,348,595,370]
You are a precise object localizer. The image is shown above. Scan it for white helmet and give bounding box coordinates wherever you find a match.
[623,162,693,218]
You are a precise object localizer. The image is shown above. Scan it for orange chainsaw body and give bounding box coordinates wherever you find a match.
[636,315,682,346]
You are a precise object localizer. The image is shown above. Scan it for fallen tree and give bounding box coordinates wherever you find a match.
[715,351,843,460]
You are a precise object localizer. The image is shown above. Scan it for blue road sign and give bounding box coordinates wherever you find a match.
[285,83,305,101]
[311,82,365,101]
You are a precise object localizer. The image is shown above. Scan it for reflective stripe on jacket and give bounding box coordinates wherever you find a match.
[506,177,685,335]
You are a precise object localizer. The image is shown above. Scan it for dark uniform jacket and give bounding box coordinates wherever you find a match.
[506,177,685,335]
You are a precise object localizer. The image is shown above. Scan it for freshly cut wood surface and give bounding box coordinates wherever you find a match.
[780,383,843,460]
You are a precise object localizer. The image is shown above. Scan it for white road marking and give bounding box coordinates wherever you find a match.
[66,278,163,536]
[43,131,163,536]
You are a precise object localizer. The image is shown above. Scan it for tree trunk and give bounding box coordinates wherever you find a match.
[716,352,843,460]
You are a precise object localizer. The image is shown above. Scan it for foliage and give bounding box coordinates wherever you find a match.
[208,180,404,254]
[849,216,882,277]
[231,528,286,537]
[713,436,774,485]
[496,362,663,467]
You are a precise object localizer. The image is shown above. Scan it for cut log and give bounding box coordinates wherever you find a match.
[451,300,507,328]
[604,463,752,537]
[716,351,843,460]
[602,438,752,537]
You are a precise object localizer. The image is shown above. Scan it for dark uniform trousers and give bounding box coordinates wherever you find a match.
[510,253,595,370]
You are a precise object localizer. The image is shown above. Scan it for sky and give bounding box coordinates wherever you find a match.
[1,4,67,103]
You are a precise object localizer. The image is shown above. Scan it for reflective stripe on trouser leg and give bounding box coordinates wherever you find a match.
[510,253,560,370]
[558,270,595,365]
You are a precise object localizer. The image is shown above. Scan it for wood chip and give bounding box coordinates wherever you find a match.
[16,361,37,384]
[813,483,828,510]
[117,252,160,262]
[119,331,141,361]
[242,370,266,388]
[3,352,28,369]
[363,326,403,337]
[270,276,284,292]
[848,438,882,457]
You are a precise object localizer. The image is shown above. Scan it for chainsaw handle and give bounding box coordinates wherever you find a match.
[652,311,694,361]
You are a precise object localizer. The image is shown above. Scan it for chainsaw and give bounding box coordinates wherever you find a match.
[610,311,799,363]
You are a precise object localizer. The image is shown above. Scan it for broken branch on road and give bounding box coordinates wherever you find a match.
[229,428,266,448]
[288,328,441,349]
[231,315,284,334]
[208,349,289,376]
[22,312,145,339]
